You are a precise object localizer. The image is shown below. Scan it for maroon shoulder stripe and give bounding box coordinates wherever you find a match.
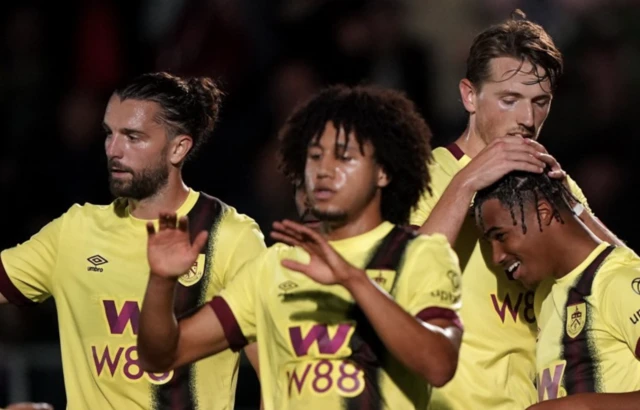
[345,226,417,410]
[562,245,614,395]
[0,259,35,306]
[209,296,249,352]
[151,192,224,410]
[445,143,465,160]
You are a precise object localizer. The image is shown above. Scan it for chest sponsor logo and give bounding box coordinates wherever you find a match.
[87,255,108,272]
[90,299,173,384]
[178,254,205,287]
[490,290,536,324]
[566,302,586,339]
[537,361,567,401]
[286,323,364,398]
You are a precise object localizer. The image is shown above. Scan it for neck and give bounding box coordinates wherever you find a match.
[455,122,486,158]
[128,174,190,220]
[550,215,603,280]
[321,197,385,241]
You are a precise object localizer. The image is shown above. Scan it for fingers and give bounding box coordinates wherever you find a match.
[178,215,189,232]
[270,230,302,248]
[281,219,324,244]
[272,221,304,243]
[501,151,546,171]
[281,259,310,275]
[146,221,156,236]
[523,138,549,154]
[487,138,544,161]
[158,213,179,231]
[192,230,209,251]
[548,169,566,180]
[536,152,564,173]
[166,213,177,228]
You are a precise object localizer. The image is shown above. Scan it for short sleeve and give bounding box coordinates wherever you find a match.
[402,234,463,330]
[210,209,265,292]
[599,265,640,358]
[0,215,63,305]
[219,220,266,286]
[209,249,267,351]
[566,175,593,214]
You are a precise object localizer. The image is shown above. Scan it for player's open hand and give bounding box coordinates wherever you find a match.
[523,139,568,182]
[460,136,546,192]
[270,219,360,286]
[146,213,208,280]
[6,403,53,410]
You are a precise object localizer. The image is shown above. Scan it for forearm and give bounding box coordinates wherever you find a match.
[580,212,626,247]
[138,275,180,372]
[345,270,459,387]
[418,173,475,245]
[529,391,640,410]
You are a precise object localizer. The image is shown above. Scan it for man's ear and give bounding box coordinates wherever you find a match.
[459,78,478,114]
[377,166,391,188]
[169,135,193,165]
[537,199,554,227]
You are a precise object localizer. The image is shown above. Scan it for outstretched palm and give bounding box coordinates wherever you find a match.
[270,220,357,285]
[147,213,208,279]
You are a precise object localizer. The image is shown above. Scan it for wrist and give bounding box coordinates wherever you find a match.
[452,170,478,200]
[149,274,179,289]
[342,267,369,292]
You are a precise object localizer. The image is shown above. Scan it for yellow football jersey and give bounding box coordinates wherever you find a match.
[409,144,591,410]
[535,242,640,401]
[210,222,462,410]
[0,189,265,410]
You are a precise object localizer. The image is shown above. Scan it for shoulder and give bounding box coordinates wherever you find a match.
[198,193,263,235]
[57,199,121,225]
[408,231,453,252]
[406,231,459,266]
[429,146,462,178]
[595,246,640,298]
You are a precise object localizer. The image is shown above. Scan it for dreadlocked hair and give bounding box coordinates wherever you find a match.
[278,84,432,225]
[473,170,580,234]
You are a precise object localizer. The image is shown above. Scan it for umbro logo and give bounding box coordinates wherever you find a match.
[278,281,298,292]
[87,255,108,272]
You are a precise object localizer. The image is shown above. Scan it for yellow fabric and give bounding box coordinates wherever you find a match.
[1,189,265,410]
[219,222,462,410]
[535,243,640,401]
[410,146,592,410]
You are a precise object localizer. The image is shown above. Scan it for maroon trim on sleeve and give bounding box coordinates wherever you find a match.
[0,259,35,306]
[635,338,640,359]
[416,306,463,331]
[208,296,249,352]
[445,143,465,160]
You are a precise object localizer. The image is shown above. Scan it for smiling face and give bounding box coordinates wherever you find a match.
[476,197,557,288]
[304,121,389,224]
[462,57,553,145]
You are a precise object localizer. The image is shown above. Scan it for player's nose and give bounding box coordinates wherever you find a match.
[105,133,125,159]
[491,241,507,266]
[317,155,337,178]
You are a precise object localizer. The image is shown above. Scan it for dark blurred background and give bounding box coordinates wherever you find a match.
[0,0,638,408]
